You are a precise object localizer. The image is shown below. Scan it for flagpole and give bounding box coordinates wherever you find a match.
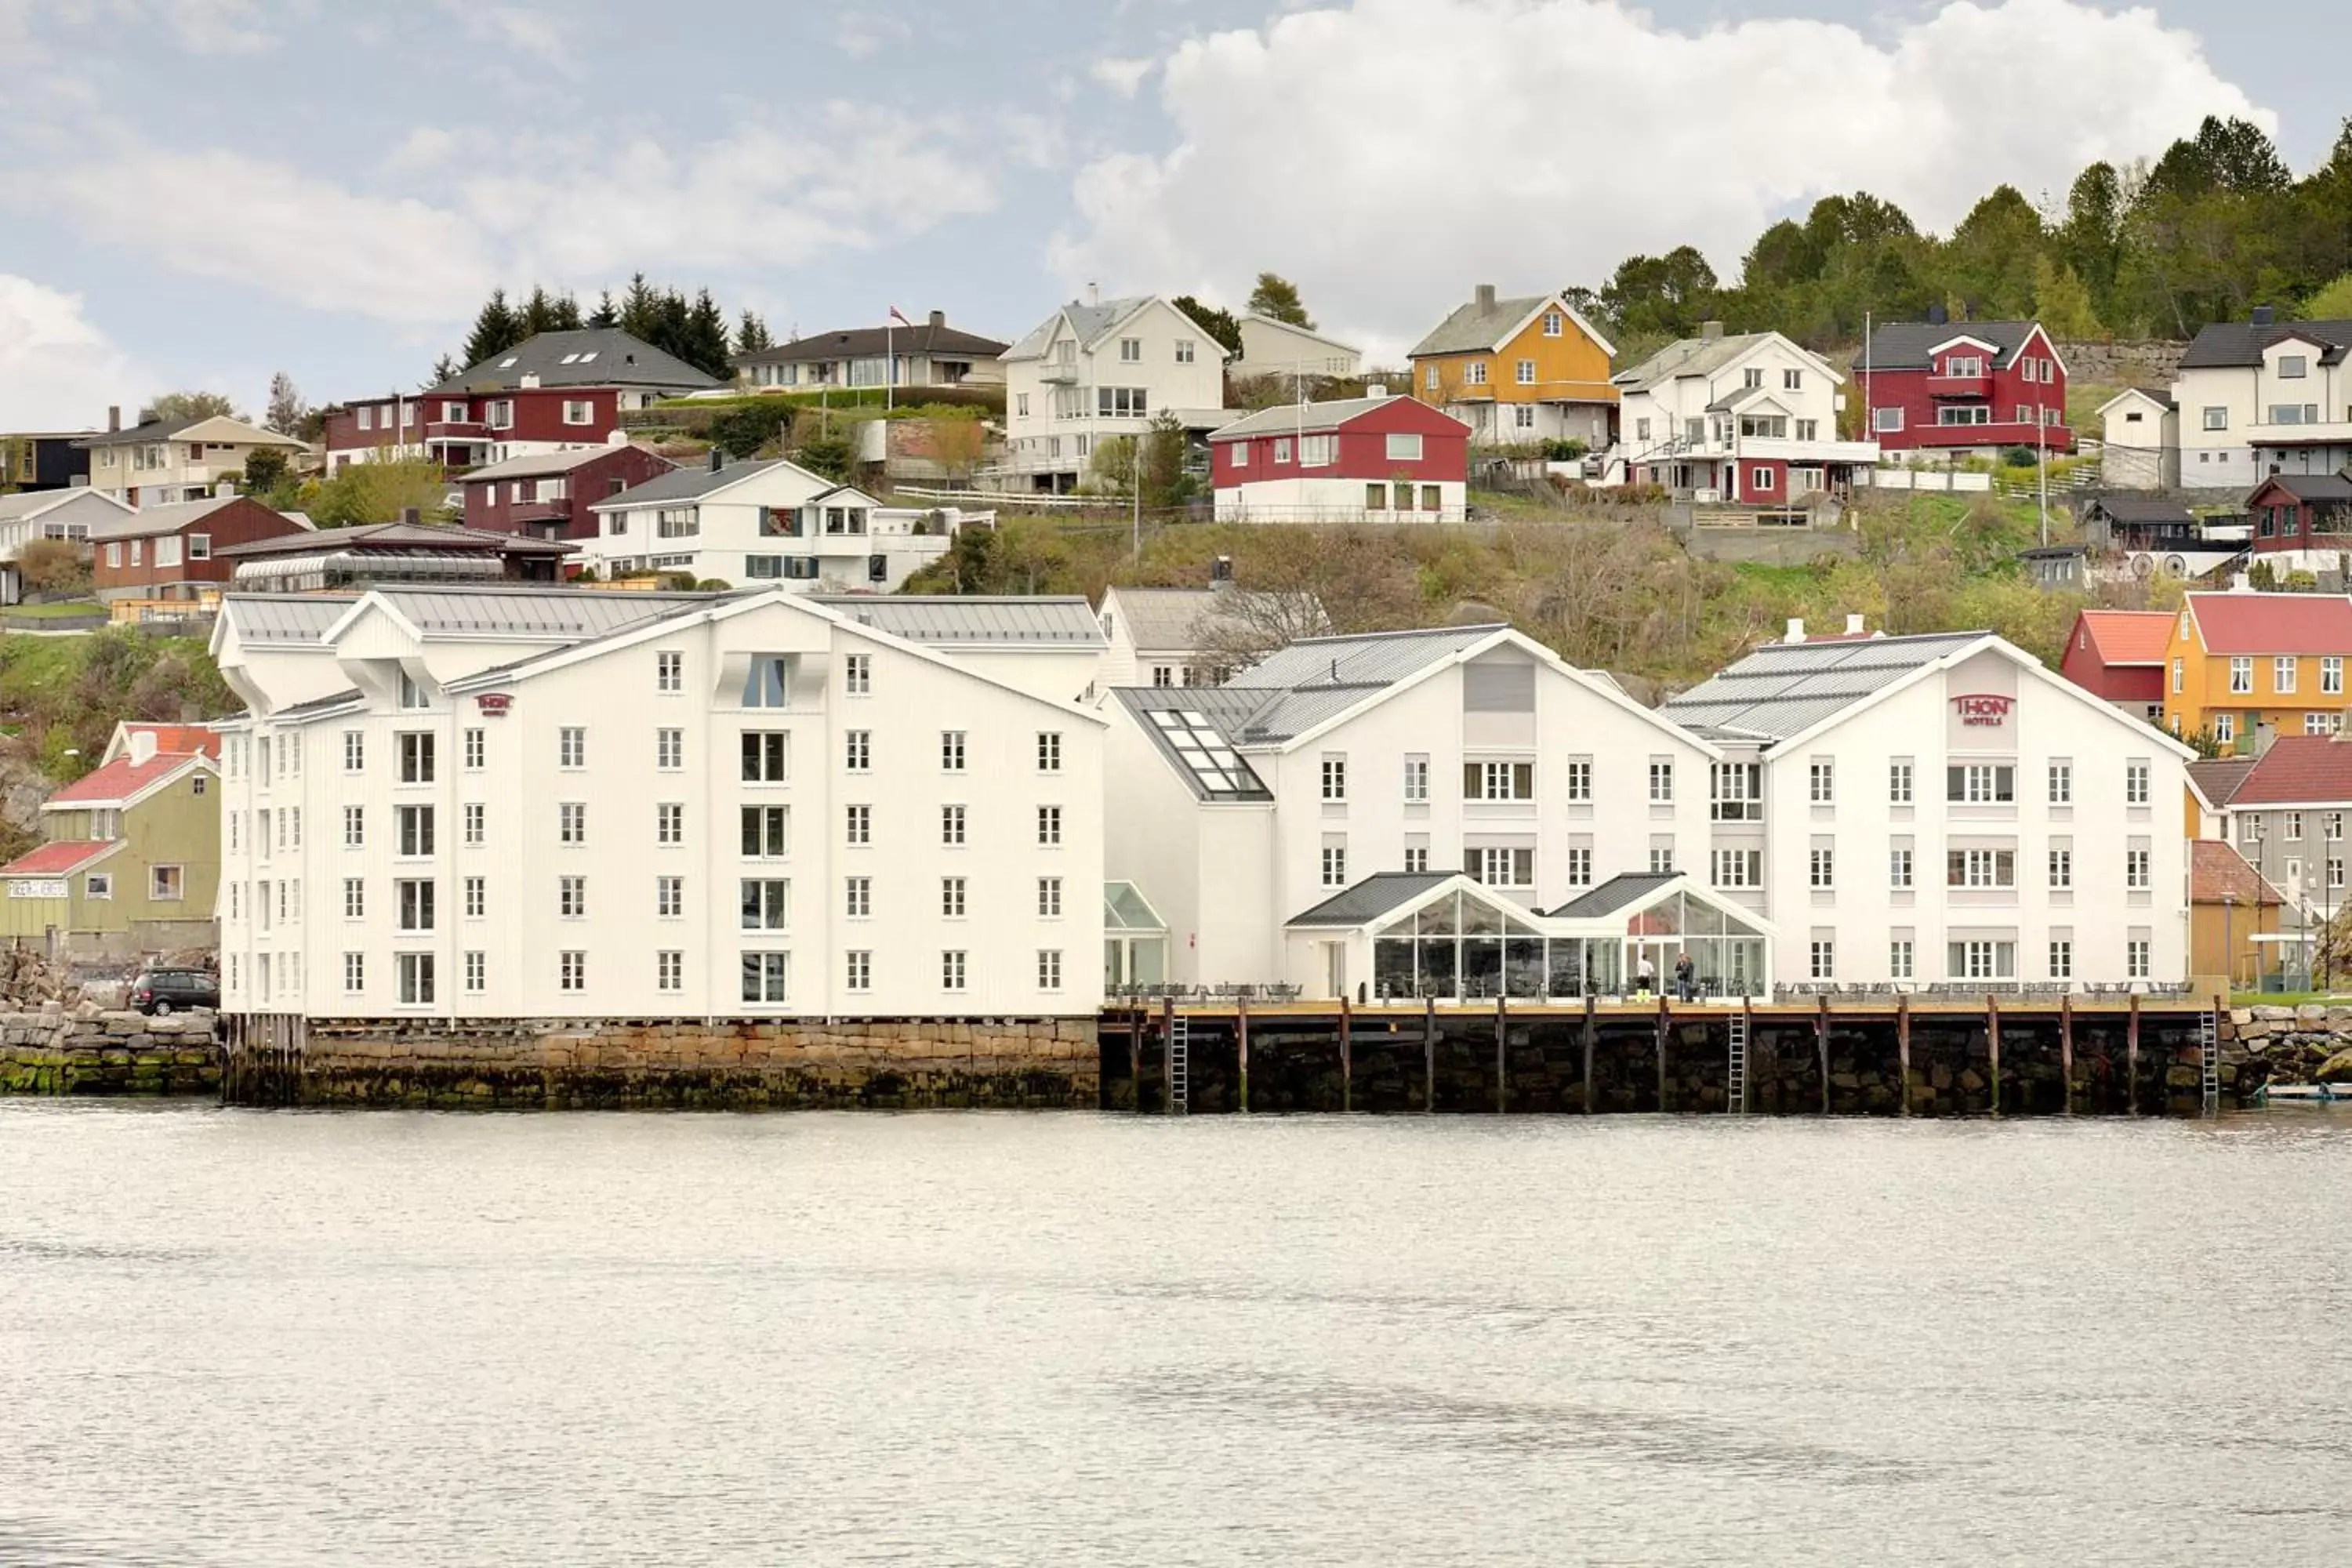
[885,312,895,414]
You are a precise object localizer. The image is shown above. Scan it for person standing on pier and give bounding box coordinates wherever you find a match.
[1636,955,1656,997]
[1674,951,1696,1003]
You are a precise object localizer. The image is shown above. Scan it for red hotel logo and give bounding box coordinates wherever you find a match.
[474,692,514,717]
[1952,692,2013,726]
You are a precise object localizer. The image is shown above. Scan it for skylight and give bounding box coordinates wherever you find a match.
[579,351,598,362]
[1147,707,1260,797]
[559,353,581,365]
[499,356,519,368]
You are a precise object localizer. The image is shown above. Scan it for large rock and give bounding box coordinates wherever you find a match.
[2317,1049,2352,1084]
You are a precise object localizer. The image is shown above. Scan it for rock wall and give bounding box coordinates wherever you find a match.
[2057,339,2187,395]
[226,1015,1100,1110]
[0,1008,220,1097]
[2223,1006,2352,1085]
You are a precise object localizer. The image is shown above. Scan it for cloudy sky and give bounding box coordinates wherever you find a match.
[0,0,2341,427]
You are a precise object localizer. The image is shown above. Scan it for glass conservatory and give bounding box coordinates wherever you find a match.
[1102,881,1169,993]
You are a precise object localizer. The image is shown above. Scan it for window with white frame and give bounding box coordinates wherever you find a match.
[1649,845,1674,875]
[1708,761,1762,820]
[342,731,364,772]
[397,804,434,857]
[656,803,683,846]
[563,399,593,426]
[655,951,682,993]
[1037,949,1063,991]
[658,876,683,918]
[1320,755,1347,800]
[397,878,435,933]
[742,731,789,783]
[1809,939,1834,980]
[397,953,434,1005]
[656,651,684,693]
[1036,732,1062,773]
[2126,845,2151,889]
[2125,760,2150,806]
[1515,359,1535,385]
[397,732,434,784]
[845,730,872,772]
[1468,847,1534,887]
[1809,844,1835,888]
[1947,764,2015,804]
[2127,938,2151,980]
[343,952,365,994]
[938,877,964,919]
[558,727,586,768]
[1118,338,1141,362]
[2230,657,2253,695]
[844,804,874,846]
[657,728,683,770]
[2172,658,2184,694]
[1298,434,1336,466]
[2278,656,2299,694]
[463,877,485,918]
[1713,848,1761,888]
[938,804,962,847]
[1947,848,2016,887]
[2048,939,2073,980]
[1466,760,1534,800]
[940,949,967,991]
[399,670,431,710]
[1385,433,1423,462]
[1890,939,1914,980]
[1038,805,1062,846]
[1648,760,1674,803]
[557,875,586,919]
[1566,846,1593,886]
[741,878,790,931]
[2216,713,2238,744]
[742,805,789,857]
[2287,811,2305,841]
[1037,876,1062,917]
[559,951,586,993]
[1321,841,1347,887]
[463,728,484,770]
[845,951,872,992]
[463,802,485,846]
[1949,940,2016,980]
[1890,847,1914,888]
[1808,760,1834,804]
[1403,756,1429,801]
[2049,844,2073,888]
[558,802,585,845]
[2048,760,2072,804]
[742,656,793,709]
[1174,339,1195,363]
[1564,758,1593,803]
[342,877,364,919]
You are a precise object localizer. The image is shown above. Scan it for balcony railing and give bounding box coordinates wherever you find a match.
[1924,372,1994,395]
[1036,359,1080,384]
[426,419,489,441]
[1900,422,2074,451]
[507,499,574,524]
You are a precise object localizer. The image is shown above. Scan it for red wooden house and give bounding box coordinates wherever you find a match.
[1854,318,2074,459]
[2059,609,2172,723]
[90,495,313,604]
[1209,395,1471,522]
[461,443,677,540]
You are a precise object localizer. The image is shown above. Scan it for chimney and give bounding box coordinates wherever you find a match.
[1366,383,1388,399]
[107,405,121,433]
[927,310,946,329]
[2252,304,2275,327]
[1845,612,1865,636]
[399,506,420,526]
[520,372,540,390]
[1474,283,1496,312]
[1087,281,1101,306]
[709,448,724,473]
[1700,321,1725,340]
[1210,554,1233,584]
[128,729,157,765]
[1784,617,1806,644]
[1926,303,1948,326]
[216,477,237,497]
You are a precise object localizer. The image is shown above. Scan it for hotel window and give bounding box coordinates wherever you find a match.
[1564,758,1593,803]
[657,877,683,918]
[940,950,967,991]
[558,876,586,919]
[463,728,484,770]
[343,953,365,993]
[463,803,485,846]
[1949,941,2016,981]
[2049,845,2073,888]
[657,651,684,693]
[938,804,963,847]
[1946,848,2016,887]
[2230,656,2252,694]
[2277,656,2299,694]
[1038,876,1062,917]
[2049,940,2073,981]
[1889,760,1913,804]
[1566,846,1593,887]
[1889,848,1913,889]
[558,802,586,845]
[1809,939,1835,981]
[1466,760,1534,801]
[742,655,793,709]
[558,727,586,768]
[1038,805,1062,846]
[2326,657,2344,695]
[1321,841,1348,887]
[2125,846,2151,889]
[560,952,586,993]
[462,951,486,994]
[1648,760,1674,803]
[845,729,872,772]
[742,806,789,857]
[397,953,435,1005]
[1036,732,1062,772]
[343,731,365,772]
[1946,764,2014,804]
[1713,848,1761,888]
[343,878,364,918]
[840,876,871,920]
[656,803,683,846]
[1890,940,1914,981]
[397,879,436,933]
[939,877,965,918]
[656,728,684,770]
[655,951,683,993]
[397,732,434,784]
[1321,755,1347,800]
[2047,760,2072,804]
[1402,756,1429,801]
[1809,844,1835,888]
[397,804,434,857]
[1649,844,1674,875]
[2127,938,2151,981]
[1038,949,1063,992]
[2125,760,2150,806]
[1469,848,1534,887]
[741,878,790,931]
[399,670,431,710]
[742,731,789,782]
[1808,760,1834,804]
[845,951,872,993]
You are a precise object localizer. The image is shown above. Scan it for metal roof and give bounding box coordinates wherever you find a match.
[213,521,572,558]
[1287,872,1461,927]
[594,458,790,509]
[809,595,1105,646]
[1003,296,1154,360]
[426,329,721,395]
[220,594,359,643]
[369,586,723,639]
[1209,396,1417,441]
[87,495,245,540]
[1613,331,1782,393]
[1105,585,1327,653]
[461,445,666,483]
[1222,625,1504,742]
[1546,872,1681,919]
[1659,632,1987,744]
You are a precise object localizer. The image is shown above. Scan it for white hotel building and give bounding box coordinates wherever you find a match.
[211,586,1106,1020]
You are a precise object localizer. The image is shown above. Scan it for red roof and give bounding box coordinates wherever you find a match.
[45,753,198,808]
[117,724,220,760]
[2187,593,2352,655]
[2190,840,2284,906]
[2226,735,2352,806]
[0,839,122,877]
[2075,610,2172,667]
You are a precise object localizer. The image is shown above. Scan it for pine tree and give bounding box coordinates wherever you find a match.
[736,309,774,355]
[521,285,560,337]
[684,289,731,379]
[618,273,661,343]
[550,291,583,332]
[1247,271,1313,328]
[586,290,618,329]
[460,289,521,368]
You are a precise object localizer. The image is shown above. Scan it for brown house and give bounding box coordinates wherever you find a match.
[462,443,676,540]
[90,495,314,603]
[2189,839,2285,989]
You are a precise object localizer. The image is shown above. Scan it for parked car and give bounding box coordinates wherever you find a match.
[130,967,218,1015]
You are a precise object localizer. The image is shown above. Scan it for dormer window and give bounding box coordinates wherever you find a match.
[399,670,432,710]
[2281,354,2308,379]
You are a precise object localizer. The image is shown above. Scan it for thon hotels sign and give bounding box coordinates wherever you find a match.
[1952,693,2013,727]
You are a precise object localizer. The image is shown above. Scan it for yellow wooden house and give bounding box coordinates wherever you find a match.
[2159,592,2352,750]
[1406,284,1616,450]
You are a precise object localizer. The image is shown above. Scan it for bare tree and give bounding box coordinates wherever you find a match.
[265,372,310,436]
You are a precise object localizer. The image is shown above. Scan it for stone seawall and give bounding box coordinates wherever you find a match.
[225,1016,1101,1109]
[2224,1006,2352,1085]
[0,1010,221,1097]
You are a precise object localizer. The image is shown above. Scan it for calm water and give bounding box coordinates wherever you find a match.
[4,1105,2352,1567]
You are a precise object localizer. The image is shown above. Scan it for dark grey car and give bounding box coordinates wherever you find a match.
[131,967,218,1015]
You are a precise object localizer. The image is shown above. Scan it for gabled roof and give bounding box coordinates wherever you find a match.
[808,595,1105,647]
[2184,593,2352,655]
[1406,290,1613,360]
[1659,631,1988,743]
[2249,473,2352,503]
[44,750,206,809]
[2225,735,2352,807]
[1545,871,1681,919]
[2190,840,2284,906]
[460,444,670,484]
[1612,331,1835,394]
[1219,625,1511,743]
[426,329,721,396]
[1208,394,1465,441]
[1858,320,2051,372]
[213,521,572,559]
[1003,296,1230,362]
[2187,756,2256,811]
[734,318,1007,368]
[1287,871,1465,927]
[2097,387,2175,415]
[1236,314,1362,358]
[590,457,797,510]
[76,414,303,450]
[109,723,221,761]
[1103,585,1327,652]
[0,488,131,523]
[87,495,274,541]
[2083,496,2197,528]
[0,839,124,878]
[2180,318,2352,371]
[2074,610,2174,667]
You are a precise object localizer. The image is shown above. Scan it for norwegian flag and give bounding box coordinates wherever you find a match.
[887,306,912,327]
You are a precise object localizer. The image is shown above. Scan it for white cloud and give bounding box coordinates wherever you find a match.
[0,275,149,428]
[1090,56,1154,98]
[157,0,282,56]
[1051,0,2273,354]
[835,8,910,59]
[441,1,572,69]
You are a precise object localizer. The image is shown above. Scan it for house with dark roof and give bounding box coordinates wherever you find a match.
[1852,318,2071,459]
[322,329,720,476]
[211,518,574,593]
[75,410,306,507]
[459,442,677,540]
[2171,307,2352,491]
[1406,283,1617,449]
[998,295,1232,492]
[1663,624,2194,990]
[2244,470,2352,569]
[2160,590,2352,746]
[2096,387,2179,489]
[734,310,1008,392]
[1207,394,1470,523]
[0,721,221,958]
[1606,324,1879,506]
[2078,495,2200,553]
[1102,621,1722,996]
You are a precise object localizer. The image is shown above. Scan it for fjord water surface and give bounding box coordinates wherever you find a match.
[3,1103,2349,1566]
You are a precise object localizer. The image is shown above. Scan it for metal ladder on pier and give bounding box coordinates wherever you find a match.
[2199,1010,2220,1113]
[1726,1010,1749,1115]
[1167,1012,1190,1115]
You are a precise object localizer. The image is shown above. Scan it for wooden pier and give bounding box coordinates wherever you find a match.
[1099,995,2232,1117]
